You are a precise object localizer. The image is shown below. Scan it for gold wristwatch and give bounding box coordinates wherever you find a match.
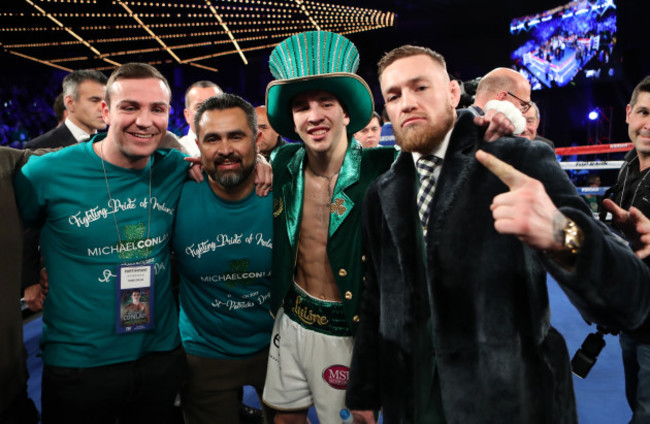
[561,218,583,254]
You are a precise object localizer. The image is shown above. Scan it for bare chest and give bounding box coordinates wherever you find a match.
[300,171,339,239]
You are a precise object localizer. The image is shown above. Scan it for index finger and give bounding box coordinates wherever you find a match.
[475,149,527,190]
[604,198,630,222]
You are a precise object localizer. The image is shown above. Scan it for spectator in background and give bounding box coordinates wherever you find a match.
[354,112,383,148]
[601,75,650,424]
[52,93,67,127]
[474,67,532,114]
[582,173,602,213]
[255,105,285,161]
[472,67,529,136]
[522,101,555,148]
[378,107,396,147]
[27,69,107,149]
[179,81,223,157]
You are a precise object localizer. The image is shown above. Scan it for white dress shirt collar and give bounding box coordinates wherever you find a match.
[64,118,94,142]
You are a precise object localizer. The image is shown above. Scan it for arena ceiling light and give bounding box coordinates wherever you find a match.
[0,0,395,72]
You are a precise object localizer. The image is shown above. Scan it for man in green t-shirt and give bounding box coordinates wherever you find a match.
[15,63,189,424]
[174,93,274,424]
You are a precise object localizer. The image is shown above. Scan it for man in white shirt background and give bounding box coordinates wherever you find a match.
[178,80,223,157]
[27,69,108,149]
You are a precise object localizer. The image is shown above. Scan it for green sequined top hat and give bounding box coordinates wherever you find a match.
[265,31,374,141]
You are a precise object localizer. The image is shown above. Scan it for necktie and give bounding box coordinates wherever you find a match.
[416,155,441,230]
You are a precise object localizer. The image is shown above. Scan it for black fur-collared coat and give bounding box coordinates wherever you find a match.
[346,113,650,423]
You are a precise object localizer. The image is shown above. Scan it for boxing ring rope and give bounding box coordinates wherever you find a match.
[556,142,632,198]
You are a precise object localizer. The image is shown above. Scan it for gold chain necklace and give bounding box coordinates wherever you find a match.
[307,164,340,202]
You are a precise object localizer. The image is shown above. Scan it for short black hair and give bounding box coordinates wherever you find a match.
[194,93,257,140]
[630,76,650,108]
[53,93,66,122]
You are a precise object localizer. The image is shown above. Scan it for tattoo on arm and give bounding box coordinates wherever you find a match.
[552,212,568,246]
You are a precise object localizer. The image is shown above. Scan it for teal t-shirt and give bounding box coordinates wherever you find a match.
[173,176,274,359]
[14,136,189,367]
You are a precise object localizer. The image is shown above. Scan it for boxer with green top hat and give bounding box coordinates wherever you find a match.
[261,31,395,424]
[265,30,375,141]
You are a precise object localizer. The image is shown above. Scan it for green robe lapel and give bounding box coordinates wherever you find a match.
[329,141,362,237]
[281,147,305,251]
[278,140,364,255]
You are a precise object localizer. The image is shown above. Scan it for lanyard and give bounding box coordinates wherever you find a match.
[99,141,152,265]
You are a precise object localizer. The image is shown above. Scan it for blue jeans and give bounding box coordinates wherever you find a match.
[621,333,650,424]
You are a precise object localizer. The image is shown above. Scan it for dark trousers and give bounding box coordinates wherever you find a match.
[41,345,187,424]
[181,349,270,424]
[621,333,650,423]
[0,390,39,424]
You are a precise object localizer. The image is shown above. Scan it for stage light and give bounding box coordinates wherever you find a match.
[588,110,599,121]
[7,0,395,72]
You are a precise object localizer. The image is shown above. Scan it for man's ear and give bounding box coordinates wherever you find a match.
[101,100,110,125]
[184,108,191,126]
[626,104,632,124]
[64,95,75,113]
[449,80,461,108]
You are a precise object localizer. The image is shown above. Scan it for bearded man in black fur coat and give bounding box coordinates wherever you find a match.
[346,46,650,424]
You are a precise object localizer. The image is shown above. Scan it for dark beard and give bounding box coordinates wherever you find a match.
[394,112,454,154]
